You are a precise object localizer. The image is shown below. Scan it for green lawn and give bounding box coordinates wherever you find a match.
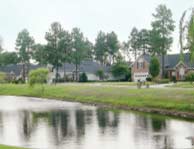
[0,145,27,149]
[57,82,139,86]
[168,82,194,88]
[0,84,194,113]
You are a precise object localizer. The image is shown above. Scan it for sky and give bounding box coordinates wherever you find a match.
[0,0,193,55]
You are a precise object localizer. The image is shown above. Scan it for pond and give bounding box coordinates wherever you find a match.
[0,96,194,149]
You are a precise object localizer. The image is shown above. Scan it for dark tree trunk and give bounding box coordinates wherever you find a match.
[55,65,59,84]
[75,63,78,82]
[22,63,26,82]
[134,50,137,60]
[162,54,165,78]
[64,63,66,81]
[26,62,30,82]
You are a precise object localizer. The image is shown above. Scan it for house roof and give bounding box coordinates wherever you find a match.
[0,64,41,76]
[140,53,194,69]
[0,61,112,76]
[59,61,111,74]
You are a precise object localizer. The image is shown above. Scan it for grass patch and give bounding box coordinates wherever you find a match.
[0,145,27,149]
[1,84,194,114]
[168,82,194,88]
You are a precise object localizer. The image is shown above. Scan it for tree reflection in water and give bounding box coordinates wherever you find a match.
[97,109,119,135]
[0,97,193,149]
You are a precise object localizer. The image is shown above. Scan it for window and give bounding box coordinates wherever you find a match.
[137,62,144,69]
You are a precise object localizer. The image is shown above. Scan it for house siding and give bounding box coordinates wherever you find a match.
[132,57,149,82]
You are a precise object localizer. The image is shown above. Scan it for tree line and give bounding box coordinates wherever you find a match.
[0,4,194,81]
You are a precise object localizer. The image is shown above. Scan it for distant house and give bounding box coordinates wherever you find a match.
[49,61,114,82]
[0,64,41,80]
[131,53,194,82]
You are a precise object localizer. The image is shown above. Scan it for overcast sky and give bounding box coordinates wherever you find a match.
[0,0,193,54]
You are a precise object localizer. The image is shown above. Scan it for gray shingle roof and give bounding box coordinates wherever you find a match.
[61,61,111,73]
[142,53,194,69]
[0,64,41,76]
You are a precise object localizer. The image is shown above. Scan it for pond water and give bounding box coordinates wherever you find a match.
[0,96,194,149]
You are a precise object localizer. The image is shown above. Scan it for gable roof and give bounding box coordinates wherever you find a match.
[59,60,111,73]
[137,53,194,69]
[160,53,194,69]
[0,64,42,76]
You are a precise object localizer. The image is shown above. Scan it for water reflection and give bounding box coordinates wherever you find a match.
[97,109,119,135]
[0,96,193,149]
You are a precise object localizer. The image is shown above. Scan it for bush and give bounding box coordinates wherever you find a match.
[111,61,129,81]
[79,72,88,82]
[12,78,25,84]
[171,76,177,83]
[96,69,105,80]
[29,68,49,87]
[185,72,194,83]
[149,56,160,78]
[0,72,6,83]
[146,77,152,82]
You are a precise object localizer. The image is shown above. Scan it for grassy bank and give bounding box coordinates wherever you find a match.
[0,84,194,117]
[169,82,194,88]
[0,145,27,149]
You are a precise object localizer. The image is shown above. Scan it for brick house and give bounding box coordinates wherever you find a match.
[131,53,194,82]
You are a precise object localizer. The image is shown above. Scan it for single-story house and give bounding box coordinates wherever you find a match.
[48,61,115,82]
[0,64,41,80]
[131,53,194,82]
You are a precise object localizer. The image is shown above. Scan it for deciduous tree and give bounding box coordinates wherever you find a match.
[94,31,108,66]
[151,4,175,78]
[107,31,120,64]
[16,29,34,81]
[45,22,65,82]
[149,56,160,78]
[129,27,139,60]
[71,28,91,81]
[0,52,19,66]
[188,10,194,62]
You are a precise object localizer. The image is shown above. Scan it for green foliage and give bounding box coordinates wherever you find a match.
[3,84,194,114]
[71,28,91,65]
[146,77,152,82]
[124,67,131,81]
[0,36,3,52]
[94,31,108,65]
[32,44,47,65]
[71,28,91,81]
[94,31,119,65]
[188,11,194,62]
[0,72,6,83]
[126,28,151,59]
[16,29,34,81]
[16,29,34,63]
[137,29,150,55]
[179,10,187,60]
[96,69,105,80]
[79,72,88,82]
[149,56,160,78]
[45,22,65,82]
[185,72,194,83]
[0,144,27,149]
[0,52,19,66]
[171,76,177,83]
[151,4,175,55]
[106,31,120,63]
[111,61,129,80]
[29,68,48,87]
[151,4,175,77]
[129,27,139,60]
